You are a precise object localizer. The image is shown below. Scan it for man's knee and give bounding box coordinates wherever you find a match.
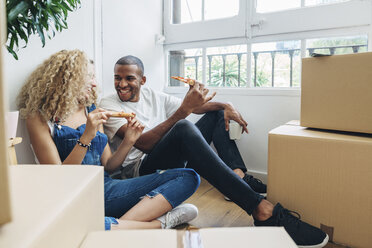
[173,119,195,132]
[204,110,224,121]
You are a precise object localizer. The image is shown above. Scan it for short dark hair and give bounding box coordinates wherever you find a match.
[115,55,144,76]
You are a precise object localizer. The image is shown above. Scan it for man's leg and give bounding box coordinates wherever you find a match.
[195,111,266,194]
[139,119,263,215]
[194,110,246,172]
[139,120,328,247]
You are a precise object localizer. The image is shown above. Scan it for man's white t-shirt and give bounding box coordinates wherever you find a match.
[99,87,182,168]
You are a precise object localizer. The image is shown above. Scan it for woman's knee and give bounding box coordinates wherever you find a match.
[180,168,200,193]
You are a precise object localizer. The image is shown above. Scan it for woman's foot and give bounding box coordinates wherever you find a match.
[157,203,198,229]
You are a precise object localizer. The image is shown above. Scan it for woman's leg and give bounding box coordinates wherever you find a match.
[104,168,200,221]
[120,194,171,221]
[105,216,160,230]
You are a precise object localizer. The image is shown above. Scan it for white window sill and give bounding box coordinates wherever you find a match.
[164,87,301,96]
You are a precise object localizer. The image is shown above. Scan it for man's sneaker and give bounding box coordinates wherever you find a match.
[157,203,198,229]
[224,173,267,201]
[254,203,329,248]
[243,174,267,196]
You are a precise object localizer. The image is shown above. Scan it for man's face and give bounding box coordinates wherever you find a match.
[114,64,145,102]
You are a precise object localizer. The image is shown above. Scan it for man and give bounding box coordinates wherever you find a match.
[100,55,328,247]
[101,55,266,195]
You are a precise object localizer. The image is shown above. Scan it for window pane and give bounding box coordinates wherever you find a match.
[256,0,300,13]
[204,0,239,21]
[168,49,203,86]
[251,41,301,87]
[305,0,349,7]
[172,0,202,24]
[306,35,368,57]
[206,45,247,87]
[172,0,239,24]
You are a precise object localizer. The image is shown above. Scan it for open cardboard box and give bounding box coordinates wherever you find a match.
[81,227,297,248]
[268,122,372,247]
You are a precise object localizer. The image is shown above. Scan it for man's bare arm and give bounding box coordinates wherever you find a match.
[193,101,249,133]
[115,82,216,153]
[115,106,189,153]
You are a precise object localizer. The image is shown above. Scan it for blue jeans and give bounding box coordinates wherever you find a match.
[139,111,263,215]
[104,168,200,218]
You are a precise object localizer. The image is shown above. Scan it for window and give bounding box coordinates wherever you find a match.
[305,35,368,57]
[252,41,301,87]
[305,0,349,7]
[171,0,239,24]
[256,0,350,13]
[206,45,247,87]
[169,48,203,87]
[164,0,371,88]
[256,0,301,13]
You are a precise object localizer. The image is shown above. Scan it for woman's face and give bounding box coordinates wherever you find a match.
[81,63,97,101]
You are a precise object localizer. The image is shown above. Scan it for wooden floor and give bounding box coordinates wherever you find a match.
[185,179,346,248]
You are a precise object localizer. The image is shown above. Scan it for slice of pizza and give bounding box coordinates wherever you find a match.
[109,111,135,118]
[171,76,195,86]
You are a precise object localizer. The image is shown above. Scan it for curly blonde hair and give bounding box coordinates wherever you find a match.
[17,49,97,122]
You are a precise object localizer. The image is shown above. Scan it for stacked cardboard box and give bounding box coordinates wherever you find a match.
[268,53,372,248]
[301,52,372,134]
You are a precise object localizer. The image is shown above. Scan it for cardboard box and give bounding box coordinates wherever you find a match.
[0,165,105,248]
[81,227,297,248]
[301,52,372,134]
[268,124,372,247]
[0,0,11,226]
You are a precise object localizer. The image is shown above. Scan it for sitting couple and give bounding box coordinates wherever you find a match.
[18,50,328,248]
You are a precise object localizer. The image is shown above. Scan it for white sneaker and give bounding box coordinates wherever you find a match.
[157,203,198,229]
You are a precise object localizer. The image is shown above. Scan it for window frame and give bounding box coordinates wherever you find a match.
[163,0,372,92]
[164,0,248,44]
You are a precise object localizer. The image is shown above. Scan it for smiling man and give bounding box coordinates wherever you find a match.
[100,55,266,195]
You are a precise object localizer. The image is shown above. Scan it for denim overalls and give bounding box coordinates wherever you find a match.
[52,105,200,230]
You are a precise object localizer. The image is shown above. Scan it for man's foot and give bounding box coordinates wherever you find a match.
[224,173,267,201]
[254,203,329,248]
[157,203,198,229]
[243,174,267,195]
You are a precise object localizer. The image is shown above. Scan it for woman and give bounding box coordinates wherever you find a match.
[17,49,200,230]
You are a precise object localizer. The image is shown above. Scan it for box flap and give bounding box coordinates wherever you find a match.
[270,124,372,144]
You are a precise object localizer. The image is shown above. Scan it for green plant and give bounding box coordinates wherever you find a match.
[6,0,81,59]
[208,57,247,87]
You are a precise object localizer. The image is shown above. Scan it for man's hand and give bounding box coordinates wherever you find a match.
[180,81,216,115]
[224,103,248,133]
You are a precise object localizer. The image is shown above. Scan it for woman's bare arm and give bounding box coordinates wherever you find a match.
[27,113,91,165]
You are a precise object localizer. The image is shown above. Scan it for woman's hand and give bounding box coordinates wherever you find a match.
[81,108,109,144]
[124,117,145,145]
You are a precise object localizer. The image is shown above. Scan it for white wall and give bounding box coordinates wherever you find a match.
[100,0,165,96]
[4,1,95,164]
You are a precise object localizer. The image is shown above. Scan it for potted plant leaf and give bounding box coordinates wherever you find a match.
[6,0,81,60]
